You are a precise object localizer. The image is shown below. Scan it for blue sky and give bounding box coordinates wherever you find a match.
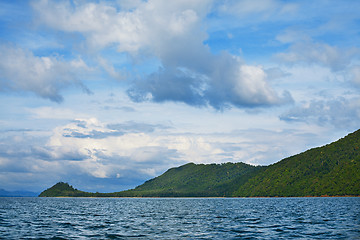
[1,0,360,192]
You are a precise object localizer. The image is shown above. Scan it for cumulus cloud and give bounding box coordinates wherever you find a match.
[0,45,91,102]
[31,0,211,52]
[31,0,291,109]
[128,56,292,109]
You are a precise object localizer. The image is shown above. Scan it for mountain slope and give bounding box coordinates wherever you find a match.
[234,130,360,197]
[118,162,262,197]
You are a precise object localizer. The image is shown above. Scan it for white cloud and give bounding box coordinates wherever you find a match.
[234,65,280,105]
[31,0,290,109]
[275,40,360,96]
[349,65,360,87]
[276,40,360,72]
[97,57,124,80]
[37,117,331,178]
[280,97,360,131]
[0,45,91,102]
[42,118,177,178]
[31,0,211,53]
[216,0,298,24]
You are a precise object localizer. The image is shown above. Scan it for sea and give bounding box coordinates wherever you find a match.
[0,197,359,239]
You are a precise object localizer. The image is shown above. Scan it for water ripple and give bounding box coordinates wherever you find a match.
[0,197,359,239]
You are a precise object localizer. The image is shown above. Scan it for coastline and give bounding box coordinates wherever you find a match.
[37,195,360,198]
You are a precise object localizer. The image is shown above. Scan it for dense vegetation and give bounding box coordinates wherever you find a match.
[117,162,262,197]
[38,182,117,197]
[234,129,360,197]
[39,129,360,197]
[38,182,92,197]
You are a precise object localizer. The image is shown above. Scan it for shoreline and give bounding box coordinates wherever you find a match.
[36,195,360,199]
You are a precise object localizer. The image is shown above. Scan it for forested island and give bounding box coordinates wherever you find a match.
[39,129,360,197]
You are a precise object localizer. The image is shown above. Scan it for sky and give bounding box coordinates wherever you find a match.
[1,0,360,193]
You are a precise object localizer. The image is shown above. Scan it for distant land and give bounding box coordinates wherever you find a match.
[0,189,39,197]
[39,129,360,197]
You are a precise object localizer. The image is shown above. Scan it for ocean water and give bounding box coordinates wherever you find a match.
[0,197,359,239]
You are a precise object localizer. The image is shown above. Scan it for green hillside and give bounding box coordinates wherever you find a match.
[38,182,92,197]
[117,162,262,197]
[234,130,360,197]
[39,129,360,197]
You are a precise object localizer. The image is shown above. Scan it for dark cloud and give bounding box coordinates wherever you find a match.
[128,67,208,106]
[128,59,292,110]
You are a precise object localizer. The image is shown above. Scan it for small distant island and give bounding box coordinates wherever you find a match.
[39,129,360,198]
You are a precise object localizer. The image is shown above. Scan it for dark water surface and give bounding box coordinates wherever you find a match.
[0,197,359,239]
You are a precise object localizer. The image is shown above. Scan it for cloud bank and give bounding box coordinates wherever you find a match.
[1,117,327,192]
